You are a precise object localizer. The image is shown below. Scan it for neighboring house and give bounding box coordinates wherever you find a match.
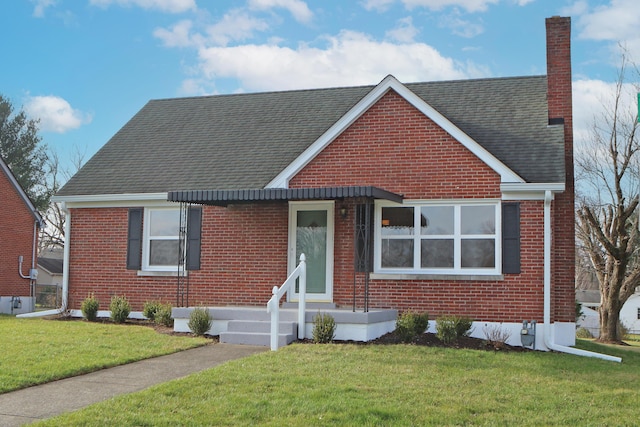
[53,17,575,349]
[37,252,64,309]
[576,290,640,336]
[0,156,43,314]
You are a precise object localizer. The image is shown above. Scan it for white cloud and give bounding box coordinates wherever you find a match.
[572,78,638,148]
[155,10,270,48]
[205,9,270,46]
[248,0,313,23]
[89,0,196,13]
[385,17,419,43]
[361,0,395,12]
[190,30,486,94]
[31,0,56,17]
[154,19,196,47]
[401,0,499,13]
[574,0,640,41]
[439,13,484,38]
[24,96,92,133]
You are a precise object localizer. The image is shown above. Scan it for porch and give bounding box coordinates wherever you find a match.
[172,304,398,347]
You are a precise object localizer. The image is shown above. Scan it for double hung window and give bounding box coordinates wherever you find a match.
[376,201,500,275]
[143,208,182,271]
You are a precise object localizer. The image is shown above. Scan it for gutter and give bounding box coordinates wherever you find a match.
[542,190,621,363]
[18,204,70,318]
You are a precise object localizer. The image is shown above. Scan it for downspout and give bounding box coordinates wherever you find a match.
[18,203,70,318]
[543,190,621,362]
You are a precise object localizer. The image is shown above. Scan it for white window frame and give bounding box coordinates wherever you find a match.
[374,200,502,276]
[142,207,183,272]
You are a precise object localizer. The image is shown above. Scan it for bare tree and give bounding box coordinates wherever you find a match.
[39,147,85,251]
[576,50,640,343]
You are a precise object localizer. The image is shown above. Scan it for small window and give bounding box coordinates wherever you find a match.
[143,208,182,271]
[637,307,640,320]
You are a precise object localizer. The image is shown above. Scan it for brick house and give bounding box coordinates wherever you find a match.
[53,17,576,350]
[0,156,42,314]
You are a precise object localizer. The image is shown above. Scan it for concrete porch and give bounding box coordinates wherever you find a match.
[172,304,398,347]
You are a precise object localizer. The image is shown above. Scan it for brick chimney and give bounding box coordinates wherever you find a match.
[546,16,575,323]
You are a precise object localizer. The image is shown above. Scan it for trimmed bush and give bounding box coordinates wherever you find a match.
[436,315,473,344]
[395,310,429,343]
[81,294,99,322]
[576,327,593,339]
[155,303,174,327]
[188,307,212,336]
[109,295,131,324]
[143,301,162,321]
[312,312,336,344]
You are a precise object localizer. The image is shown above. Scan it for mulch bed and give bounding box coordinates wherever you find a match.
[50,314,528,351]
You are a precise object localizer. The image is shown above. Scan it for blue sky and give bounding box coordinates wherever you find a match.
[2,0,639,175]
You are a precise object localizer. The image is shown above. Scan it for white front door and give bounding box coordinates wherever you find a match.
[288,201,334,302]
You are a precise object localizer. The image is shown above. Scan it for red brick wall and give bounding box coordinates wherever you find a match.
[547,16,575,322]
[0,169,37,296]
[67,204,289,311]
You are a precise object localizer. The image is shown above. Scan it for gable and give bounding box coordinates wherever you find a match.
[0,158,42,225]
[268,75,540,189]
[290,90,502,200]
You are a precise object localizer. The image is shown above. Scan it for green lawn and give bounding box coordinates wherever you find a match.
[0,316,209,393]
[34,339,639,426]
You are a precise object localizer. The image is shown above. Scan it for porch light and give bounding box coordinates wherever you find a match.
[340,206,348,219]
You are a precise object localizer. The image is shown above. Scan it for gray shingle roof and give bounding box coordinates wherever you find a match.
[57,75,565,197]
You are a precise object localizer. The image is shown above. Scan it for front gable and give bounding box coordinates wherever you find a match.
[289,89,503,200]
[268,75,524,190]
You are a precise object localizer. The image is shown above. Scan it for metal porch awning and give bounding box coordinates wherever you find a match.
[167,186,403,206]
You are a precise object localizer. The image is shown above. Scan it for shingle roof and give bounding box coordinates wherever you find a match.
[57,75,565,197]
[38,257,63,275]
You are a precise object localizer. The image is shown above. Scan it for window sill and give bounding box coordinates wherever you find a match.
[370,273,504,281]
[137,270,186,277]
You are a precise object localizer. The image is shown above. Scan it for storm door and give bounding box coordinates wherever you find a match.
[288,202,334,302]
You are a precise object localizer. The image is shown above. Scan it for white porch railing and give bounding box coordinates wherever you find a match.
[266,253,306,351]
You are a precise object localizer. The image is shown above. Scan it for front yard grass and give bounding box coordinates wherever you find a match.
[35,340,640,426]
[0,316,209,393]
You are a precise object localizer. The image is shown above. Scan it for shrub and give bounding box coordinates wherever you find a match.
[576,327,593,339]
[482,324,512,349]
[395,310,429,343]
[575,301,584,322]
[155,303,174,327]
[312,312,336,344]
[143,301,162,321]
[81,294,99,322]
[436,315,473,344]
[109,295,131,324]
[188,307,212,336]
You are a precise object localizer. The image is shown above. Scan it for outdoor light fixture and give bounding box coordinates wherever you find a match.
[340,206,348,219]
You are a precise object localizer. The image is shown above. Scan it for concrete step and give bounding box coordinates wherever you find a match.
[227,320,297,335]
[219,331,296,347]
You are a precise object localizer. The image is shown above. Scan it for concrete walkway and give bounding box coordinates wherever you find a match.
[0,343,267,426]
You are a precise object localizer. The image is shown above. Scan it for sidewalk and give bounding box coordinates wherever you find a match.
[0,343,267,426]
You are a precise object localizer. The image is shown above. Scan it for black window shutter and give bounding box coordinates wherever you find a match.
[186,206,202,271]
[126,208,143,270]
[502,203,521,274]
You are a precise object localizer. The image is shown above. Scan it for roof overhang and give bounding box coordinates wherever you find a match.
[168,186,404,207]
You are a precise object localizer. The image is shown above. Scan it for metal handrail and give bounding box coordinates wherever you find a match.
[266,253,306,351]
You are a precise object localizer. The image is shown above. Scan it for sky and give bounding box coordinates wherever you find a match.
[2,0,639,177]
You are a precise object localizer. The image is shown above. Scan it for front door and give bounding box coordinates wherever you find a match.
[288,201,334,302]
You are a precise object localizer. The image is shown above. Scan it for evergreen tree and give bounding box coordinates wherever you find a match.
[0,95,49,211]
